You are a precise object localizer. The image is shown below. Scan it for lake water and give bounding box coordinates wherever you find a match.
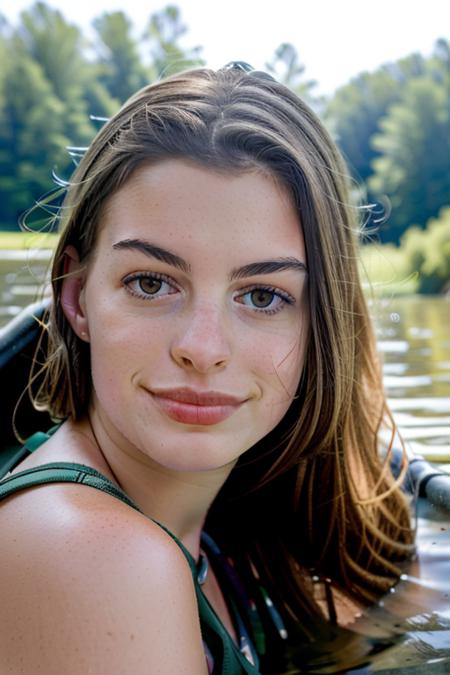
[1,251,450,674]
[374,294,450,467]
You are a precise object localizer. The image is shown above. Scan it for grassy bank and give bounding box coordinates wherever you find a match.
[0,231,59,250]
[361,207,450,296]
[359,244,419,297]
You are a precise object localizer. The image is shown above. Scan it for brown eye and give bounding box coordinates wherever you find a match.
[123,272,178,300]
[250,289,274,308]
[139,277,162,294]
[234,286,293,314]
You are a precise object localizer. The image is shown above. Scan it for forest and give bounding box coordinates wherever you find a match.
[1,2,450,292]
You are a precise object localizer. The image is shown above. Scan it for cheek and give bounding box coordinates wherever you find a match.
[88,335,126,407]
[250,330,306,406]
[240,335,304,442]
[85,306,136,398]
[85,298,172,410]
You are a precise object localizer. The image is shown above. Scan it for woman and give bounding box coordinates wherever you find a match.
[0,63,414,674]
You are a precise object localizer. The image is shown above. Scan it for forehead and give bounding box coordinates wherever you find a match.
[96,159,305,262]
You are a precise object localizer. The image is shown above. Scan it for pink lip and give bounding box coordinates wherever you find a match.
[150,388,246,425]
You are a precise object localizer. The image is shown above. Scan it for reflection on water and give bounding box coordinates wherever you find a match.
[0,250,50,324]
[349,499,450,673]
[282,499,450,674]
[1,256,450,673]
[372,296,450,465]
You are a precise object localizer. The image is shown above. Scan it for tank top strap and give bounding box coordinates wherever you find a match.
[0,461,140,509]
[0,459,198,572]
[0,433,261,673]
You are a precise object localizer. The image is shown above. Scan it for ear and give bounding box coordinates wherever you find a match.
[60,245,90,342]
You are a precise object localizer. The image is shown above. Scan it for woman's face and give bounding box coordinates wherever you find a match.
[68,160,309,472]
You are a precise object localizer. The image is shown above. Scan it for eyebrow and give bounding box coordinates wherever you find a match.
[113,239,190,273]
[112,238,308,279]
[230,259,307,279]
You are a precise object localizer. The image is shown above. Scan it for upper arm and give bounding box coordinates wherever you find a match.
[0,489,208,674]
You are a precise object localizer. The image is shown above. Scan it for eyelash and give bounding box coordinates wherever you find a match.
[233,285,295,315]
[122,272,295,315]
[123,272,179,299]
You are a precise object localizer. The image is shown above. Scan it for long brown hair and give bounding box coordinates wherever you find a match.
[31,65,413,632]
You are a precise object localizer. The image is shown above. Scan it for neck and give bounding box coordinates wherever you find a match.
[66,411,235,561]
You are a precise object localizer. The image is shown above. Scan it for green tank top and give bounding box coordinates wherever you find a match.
[0,431,263,675]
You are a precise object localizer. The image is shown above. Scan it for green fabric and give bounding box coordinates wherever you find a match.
[0,432,261,675]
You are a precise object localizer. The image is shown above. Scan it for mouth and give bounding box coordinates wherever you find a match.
[149,388,246,425]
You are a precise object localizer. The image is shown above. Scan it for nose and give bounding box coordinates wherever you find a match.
[170,303,231,373]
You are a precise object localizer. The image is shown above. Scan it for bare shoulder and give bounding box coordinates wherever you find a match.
[0,485,208,674]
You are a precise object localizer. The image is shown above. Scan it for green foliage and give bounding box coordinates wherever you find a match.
[0,40,70,228]
[18,3,86,102]
[93,12,148,103]
[325,54,427,183]
[144,6,204,80]
[16,3,116,143]
[1,1,449,252]
[359,242,418,297]
[0,230,58,249]
[265,43,320,110]
[325,44,450,245]
[361,207,450,295]
[325,67,402,183]
[0,2,204,231]
[401,207,450,293]
[369,77,450,243]
[428,38,450,90]
[0,4,113,230]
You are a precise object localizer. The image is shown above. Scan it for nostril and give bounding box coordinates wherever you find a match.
[171,328,232,372]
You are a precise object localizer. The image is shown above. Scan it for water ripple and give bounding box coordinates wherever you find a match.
[384,375,433,388]
[389,399,450,414]
[378,340,410,353]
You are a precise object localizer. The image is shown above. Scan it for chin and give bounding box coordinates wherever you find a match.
[147,449,239,473]
[135,426,249,473]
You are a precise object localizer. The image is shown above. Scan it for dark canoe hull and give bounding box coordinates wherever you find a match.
[0,300,52,467]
